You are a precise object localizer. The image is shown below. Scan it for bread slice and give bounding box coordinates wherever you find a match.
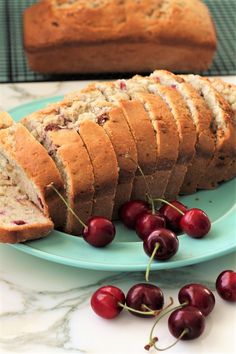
[182,75,236,188]
[0,113,65,229]
[42,127,95,235]
[0,171,53,243]
[151,70,215,194]
[0,112,54,243]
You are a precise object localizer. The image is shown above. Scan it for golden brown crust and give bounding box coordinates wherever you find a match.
[24,0,216,50]
[47,129,95,235]
[24,0,216,73]
[0,221,53,243]
[0,122,65,229]
[79,120,119,219]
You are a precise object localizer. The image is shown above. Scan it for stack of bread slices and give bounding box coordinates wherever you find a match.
[1,71,235,243]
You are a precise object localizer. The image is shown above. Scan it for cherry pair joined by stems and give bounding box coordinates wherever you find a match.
[50,184,115,247]
[158,199,211,239]
[91,284,173,320]
[145,283,215,351]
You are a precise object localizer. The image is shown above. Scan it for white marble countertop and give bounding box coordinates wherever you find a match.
[0,77,236,354]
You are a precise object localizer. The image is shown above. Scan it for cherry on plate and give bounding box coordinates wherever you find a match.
[83,217,116,247]
[180,208,211,238]
[143,228,179,261]
[216,270,236,302]
[159,200,188,232]
[91,285,125,319]
[135,211,166,240]
[119,200,150,229]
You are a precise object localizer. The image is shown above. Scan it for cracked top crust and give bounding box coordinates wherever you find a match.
[24,0,216,52]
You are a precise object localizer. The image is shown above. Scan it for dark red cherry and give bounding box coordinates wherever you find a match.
[180,208,211,238]
[91,285,125,319]
[83,217,116,247]
[126,283,164,318]
[168,305,205,340]
[143,228,179,261]
[178,283,215,316]
[159,200,188,232]
[216,270,236,302]
[119,200,150,229]
[135,212,166,240]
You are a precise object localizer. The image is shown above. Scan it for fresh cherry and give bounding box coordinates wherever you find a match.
[168,305,205,340]
[144,228,179,281]
[143,228,179,261]
[119,200,150,229]
[135,211,166,240]
[126,283,164,318]
[216,270,236,302]
[49,183,116,247]
[178,283,215,316]
[159,200,188,232]
[91,285,125,319]
[83,217,116,247]
[180,208,211,238]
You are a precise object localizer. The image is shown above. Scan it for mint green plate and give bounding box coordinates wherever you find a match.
[9,98,236,271]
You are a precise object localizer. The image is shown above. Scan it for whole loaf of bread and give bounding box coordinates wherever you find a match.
[24,0,217,74]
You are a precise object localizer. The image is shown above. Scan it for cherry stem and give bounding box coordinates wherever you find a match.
[145,242,160,282]
[118,302,160,316]
[49,183,87,228]
[145,301,189,351]
[153,198,185,216]
[118,296,174,318]
[124,154,155,214]
[153,328,189,351]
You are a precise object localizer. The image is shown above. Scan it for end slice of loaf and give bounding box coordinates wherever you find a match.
[0,172,53,243]
[0,113,55,243]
